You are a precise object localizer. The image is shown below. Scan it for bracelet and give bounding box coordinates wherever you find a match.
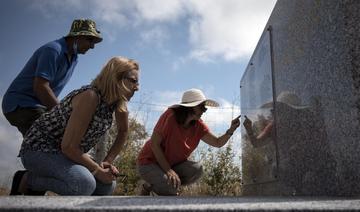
[226,129,233,136]
[91,166,100,176]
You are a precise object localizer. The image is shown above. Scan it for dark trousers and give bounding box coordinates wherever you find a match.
[137,161,203,195]
[4,107,46,136]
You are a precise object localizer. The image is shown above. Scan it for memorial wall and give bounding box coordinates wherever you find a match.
[240,0,360,196]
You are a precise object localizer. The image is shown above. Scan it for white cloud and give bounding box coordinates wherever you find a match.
[133,0,186,23]
[132,0,277,61]
[138,26,171,54]
[29,0,276,62]
[171,56,187,72]
[89,0,133,26]
[140,27,167,43]
[187,0,277,61]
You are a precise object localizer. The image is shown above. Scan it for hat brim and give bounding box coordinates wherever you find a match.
[170,99,219,108]
[65,32,103,43]
[260,101,309,110]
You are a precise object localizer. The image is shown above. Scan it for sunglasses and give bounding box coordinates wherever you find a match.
[85,37,96,44]
[199,103,207,112]
[124,77,139,85]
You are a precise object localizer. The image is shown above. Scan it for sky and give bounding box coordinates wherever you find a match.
[0,0,277,188]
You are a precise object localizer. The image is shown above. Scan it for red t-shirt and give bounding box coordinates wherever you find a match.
[137,108,209,166]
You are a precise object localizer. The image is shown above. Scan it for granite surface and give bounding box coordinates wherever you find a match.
[240,0,360,196]
[1,196,360,211]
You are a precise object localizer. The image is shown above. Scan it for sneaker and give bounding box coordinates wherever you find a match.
[10,170,27,195]
[10,170,45,196]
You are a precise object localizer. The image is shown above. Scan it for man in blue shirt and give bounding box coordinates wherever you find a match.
[2,19,103,136]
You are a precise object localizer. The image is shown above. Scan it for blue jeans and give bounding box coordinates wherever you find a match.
[21,150,116,195]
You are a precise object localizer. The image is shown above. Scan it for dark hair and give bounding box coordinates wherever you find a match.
[171,106,196,126]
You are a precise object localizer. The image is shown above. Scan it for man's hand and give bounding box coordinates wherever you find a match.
[33,76,59,109]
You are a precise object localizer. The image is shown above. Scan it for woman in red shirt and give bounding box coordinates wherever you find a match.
[137,88,240,195]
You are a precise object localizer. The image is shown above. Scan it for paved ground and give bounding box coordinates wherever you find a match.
[0,196,360,211]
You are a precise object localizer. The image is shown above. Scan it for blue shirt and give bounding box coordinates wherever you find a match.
[2,37,78,113]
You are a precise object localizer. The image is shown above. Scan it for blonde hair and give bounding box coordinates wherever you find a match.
[91,56,139,112]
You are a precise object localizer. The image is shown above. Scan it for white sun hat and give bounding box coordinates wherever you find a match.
[170,88,219,108]
[261,91,309,109]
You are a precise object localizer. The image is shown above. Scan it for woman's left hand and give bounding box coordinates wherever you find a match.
[101,161,120,177]
[166,169,181,189]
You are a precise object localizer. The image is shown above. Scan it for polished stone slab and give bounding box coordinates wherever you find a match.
[0,196,359,211]
[240,0,360,196]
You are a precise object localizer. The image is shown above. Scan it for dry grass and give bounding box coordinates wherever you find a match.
[0,187,9,196]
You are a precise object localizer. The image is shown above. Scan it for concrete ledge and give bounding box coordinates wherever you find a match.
[0,196,360,211]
